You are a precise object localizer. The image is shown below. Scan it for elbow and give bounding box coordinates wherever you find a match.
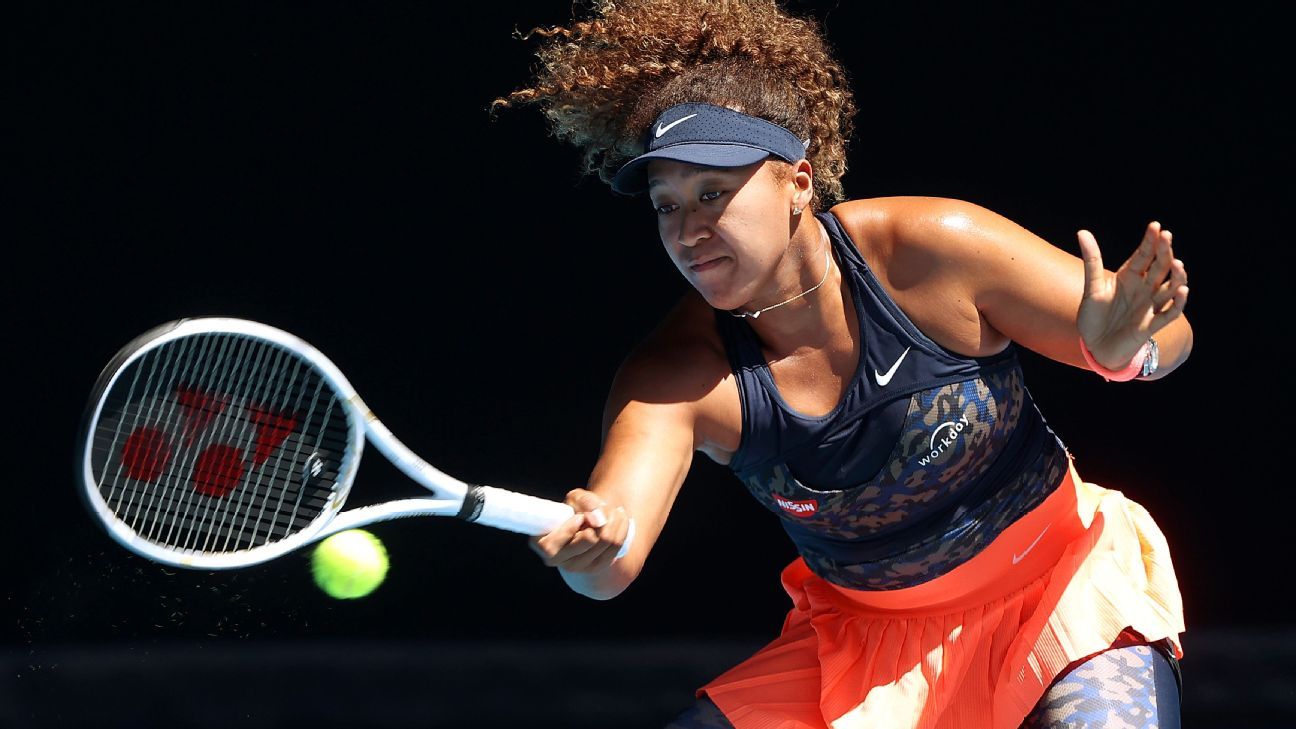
[580,583,629,601]
[560,561,639,601]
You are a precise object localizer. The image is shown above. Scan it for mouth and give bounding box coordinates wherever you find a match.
[688,255,729,273]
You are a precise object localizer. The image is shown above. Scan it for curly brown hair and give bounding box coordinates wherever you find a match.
[491,0,857,207]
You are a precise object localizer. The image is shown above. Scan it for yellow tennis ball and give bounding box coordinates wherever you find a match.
[311,529,389,599]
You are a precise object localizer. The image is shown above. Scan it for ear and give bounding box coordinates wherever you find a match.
[791,158,815,210]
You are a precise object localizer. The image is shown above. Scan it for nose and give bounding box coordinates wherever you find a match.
[676,205,711,248]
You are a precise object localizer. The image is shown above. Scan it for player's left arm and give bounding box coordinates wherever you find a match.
[895,198,1192,379]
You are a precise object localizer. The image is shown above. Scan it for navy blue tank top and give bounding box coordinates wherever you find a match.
[713,210,1071,590]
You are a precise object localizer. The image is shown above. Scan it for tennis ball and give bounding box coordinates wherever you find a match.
[311,529,389,599]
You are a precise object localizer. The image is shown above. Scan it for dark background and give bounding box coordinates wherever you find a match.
[5,1,1289,727]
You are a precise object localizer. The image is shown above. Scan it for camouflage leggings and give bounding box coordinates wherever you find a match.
[665,640,1181,728]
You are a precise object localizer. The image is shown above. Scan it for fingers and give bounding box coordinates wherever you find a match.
[1144,225,1186,305]
[1143,229,1173,282]
[527,489,631,572]
[527,511,596,567]
[1120,221,1162,276]
[1150,253,1187,308]
[1150,256,1189,329]
[562,507,631,572]
[1076,229,1105,297]
[1150,285,1189,331]
[566,489,610,527]
[1129,221,1187,334]
[1106,221,1182,295]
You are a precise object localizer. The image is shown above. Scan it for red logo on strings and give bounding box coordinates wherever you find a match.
[119,387,299,498]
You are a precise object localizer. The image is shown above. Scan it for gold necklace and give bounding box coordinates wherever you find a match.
[730,230,833,319]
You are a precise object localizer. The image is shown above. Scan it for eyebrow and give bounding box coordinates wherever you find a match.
[647,165,723,190]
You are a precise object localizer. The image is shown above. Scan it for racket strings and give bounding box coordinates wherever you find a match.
[196,335,297,552]
[156,332,251,549]
[107,331,206,536]
[100,333,261,547]
[113,337,339,549]
[224,345,331,553]
[90,332,351,553]
[129,332,255,547]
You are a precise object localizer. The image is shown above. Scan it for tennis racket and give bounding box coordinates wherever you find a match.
[78,317,633,570]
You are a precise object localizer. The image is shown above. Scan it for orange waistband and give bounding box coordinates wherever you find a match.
[813,458,1103,614]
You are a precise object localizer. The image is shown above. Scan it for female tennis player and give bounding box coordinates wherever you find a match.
[499,2,1190,727]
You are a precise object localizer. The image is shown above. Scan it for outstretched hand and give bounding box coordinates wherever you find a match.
[1076,221,1189,370]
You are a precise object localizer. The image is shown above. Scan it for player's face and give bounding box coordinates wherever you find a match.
[646,159,797,311]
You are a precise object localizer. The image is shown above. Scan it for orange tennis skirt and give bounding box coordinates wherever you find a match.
[697,457,1185,729]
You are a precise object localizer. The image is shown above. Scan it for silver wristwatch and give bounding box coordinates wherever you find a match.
[1139,337,1159,378]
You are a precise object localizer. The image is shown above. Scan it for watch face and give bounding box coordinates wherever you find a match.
[1141,338,1159,377]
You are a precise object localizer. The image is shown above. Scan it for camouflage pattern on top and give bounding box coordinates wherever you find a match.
[737,364,1070,589]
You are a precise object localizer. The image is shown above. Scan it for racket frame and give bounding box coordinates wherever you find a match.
[79,317,585,570]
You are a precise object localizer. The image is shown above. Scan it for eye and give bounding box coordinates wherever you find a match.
[654,202,679,216]
[701,190,724,202]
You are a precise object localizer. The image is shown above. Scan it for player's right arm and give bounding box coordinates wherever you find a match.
[528,300,733,600]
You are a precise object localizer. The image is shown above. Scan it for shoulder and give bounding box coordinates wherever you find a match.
[829,196,1057,289]
[829,196,1015,259]
[828,197,1056,356]
[603,292,742,457]
[608,291,732,411]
